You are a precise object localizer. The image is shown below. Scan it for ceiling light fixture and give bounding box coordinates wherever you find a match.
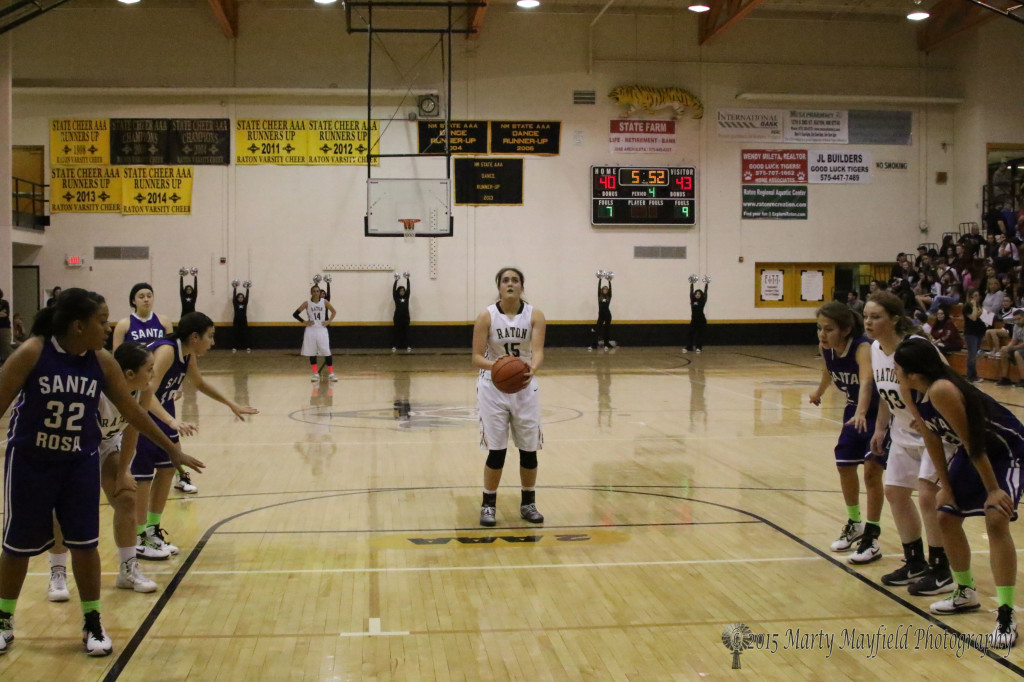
[688,2,711,12]
[314,0,338,4]
[907,1,929,21]
[517,0,540,7]
[118,0,141,4]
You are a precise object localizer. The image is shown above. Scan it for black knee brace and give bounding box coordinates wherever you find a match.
[519,450,538,470]
[485,448,507,470]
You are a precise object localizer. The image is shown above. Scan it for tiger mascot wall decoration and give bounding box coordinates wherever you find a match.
[608,85,704,120]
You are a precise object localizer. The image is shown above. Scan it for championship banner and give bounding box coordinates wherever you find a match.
[50,119,110,166]
[169,119,231,165]
[307,119,380,166]
[235,119,310,165]
[808,149,872,183]
[784,110,848,144]
[49,167,122,213]
[110,118,170,165]
[716,109,782,141]
[121,167,193,215]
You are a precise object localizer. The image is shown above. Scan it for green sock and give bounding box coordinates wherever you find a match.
[0,598,17,615]
[137,524,147,535]
[996,586,1016,608]
[952,569,975,589]
[80,600,101,615]
[146,512,162,528]
[845,505,862,523]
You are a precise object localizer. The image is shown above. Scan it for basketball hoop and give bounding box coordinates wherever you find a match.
[399,218,420,244]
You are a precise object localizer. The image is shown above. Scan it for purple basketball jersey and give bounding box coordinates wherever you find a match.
[5,338,106,456]
[145,337,190,438]
[127,312,166,344]
[824,336,879,418]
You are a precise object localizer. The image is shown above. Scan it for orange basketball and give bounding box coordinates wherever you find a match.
[490,355,529,394]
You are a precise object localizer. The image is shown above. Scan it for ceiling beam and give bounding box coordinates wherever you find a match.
[208,0,238,39]
[916,0,995,52]
[698,0,767,46]
[467,0,486,37]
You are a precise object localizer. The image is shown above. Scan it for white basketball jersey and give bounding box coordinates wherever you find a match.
[871,336,924,447]
[97,390,139,442]
[307,298,327,327]
[481,301,533,380]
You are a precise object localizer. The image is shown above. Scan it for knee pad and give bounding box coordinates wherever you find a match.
[485,449,507,470]
[519,450,538,470]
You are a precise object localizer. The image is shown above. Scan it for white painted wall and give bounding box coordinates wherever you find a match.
[8,3,1022,327]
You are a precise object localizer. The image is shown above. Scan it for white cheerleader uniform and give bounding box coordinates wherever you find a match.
[301,298,331,357]
[477,301,543,451]
[871,336,955,488]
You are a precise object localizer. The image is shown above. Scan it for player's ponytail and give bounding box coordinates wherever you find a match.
[894,337,990,458]
[30,288,104,338]
[169,311,214,343]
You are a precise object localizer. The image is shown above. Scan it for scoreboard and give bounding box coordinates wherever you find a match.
[591,166,696,226]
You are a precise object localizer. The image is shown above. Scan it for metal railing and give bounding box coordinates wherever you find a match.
[12,176,48,231]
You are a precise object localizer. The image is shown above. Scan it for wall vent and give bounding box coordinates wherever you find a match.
[634,246,687,259]
[573,90,596,105]
[94,246,150,260]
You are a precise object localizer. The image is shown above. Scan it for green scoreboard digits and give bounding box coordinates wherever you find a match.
[591,166,696,226]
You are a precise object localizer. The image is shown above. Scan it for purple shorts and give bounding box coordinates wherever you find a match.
[2,446,101,556]
[940,449,1022,519]
[131,433,178,480]
[835,404,880,467]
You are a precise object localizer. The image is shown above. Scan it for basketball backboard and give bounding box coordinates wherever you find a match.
[365,178,452,237]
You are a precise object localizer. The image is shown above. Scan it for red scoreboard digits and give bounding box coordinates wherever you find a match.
[591,166,696,226]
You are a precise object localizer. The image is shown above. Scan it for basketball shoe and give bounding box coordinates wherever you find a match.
[930,585,980,614]
[82,611,112,656]
[48,565,71,602]
[992,606,1018,649]
[830,520,864,551]
[116,557,158,593]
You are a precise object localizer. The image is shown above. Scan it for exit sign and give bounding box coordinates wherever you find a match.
[66,255,84,267]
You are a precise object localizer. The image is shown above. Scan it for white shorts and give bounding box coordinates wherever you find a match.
[301,326,331,357]
[884,439,953,489]
[477,376,543,452]
[98,433,122,463]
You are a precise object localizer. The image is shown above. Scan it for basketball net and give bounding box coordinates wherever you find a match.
[399,218,420,244]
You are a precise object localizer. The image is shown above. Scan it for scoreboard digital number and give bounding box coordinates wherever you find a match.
[591,166,696,226]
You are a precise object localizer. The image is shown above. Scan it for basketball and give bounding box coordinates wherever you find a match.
[490,355,529,394]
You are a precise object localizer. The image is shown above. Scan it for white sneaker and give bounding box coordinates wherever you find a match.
[246,349,251,353]
[0,611,13,655]
[82,611,112,657]
[232,348,237,354]
[993,605,1018,649]
[406,347,412,353]
[116,557,158,593]
[328,372,339,382]
[391,347,397,353]
[930,585,980,614]
[47,566,70,602]
[847,538,882,565]
[311,373,320,382]
[695,348,702,354]
[146,525,179,555]
[681,348,688,354]
[174,471,198,494]
[830,520,865,551]
[136,532,171,561]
